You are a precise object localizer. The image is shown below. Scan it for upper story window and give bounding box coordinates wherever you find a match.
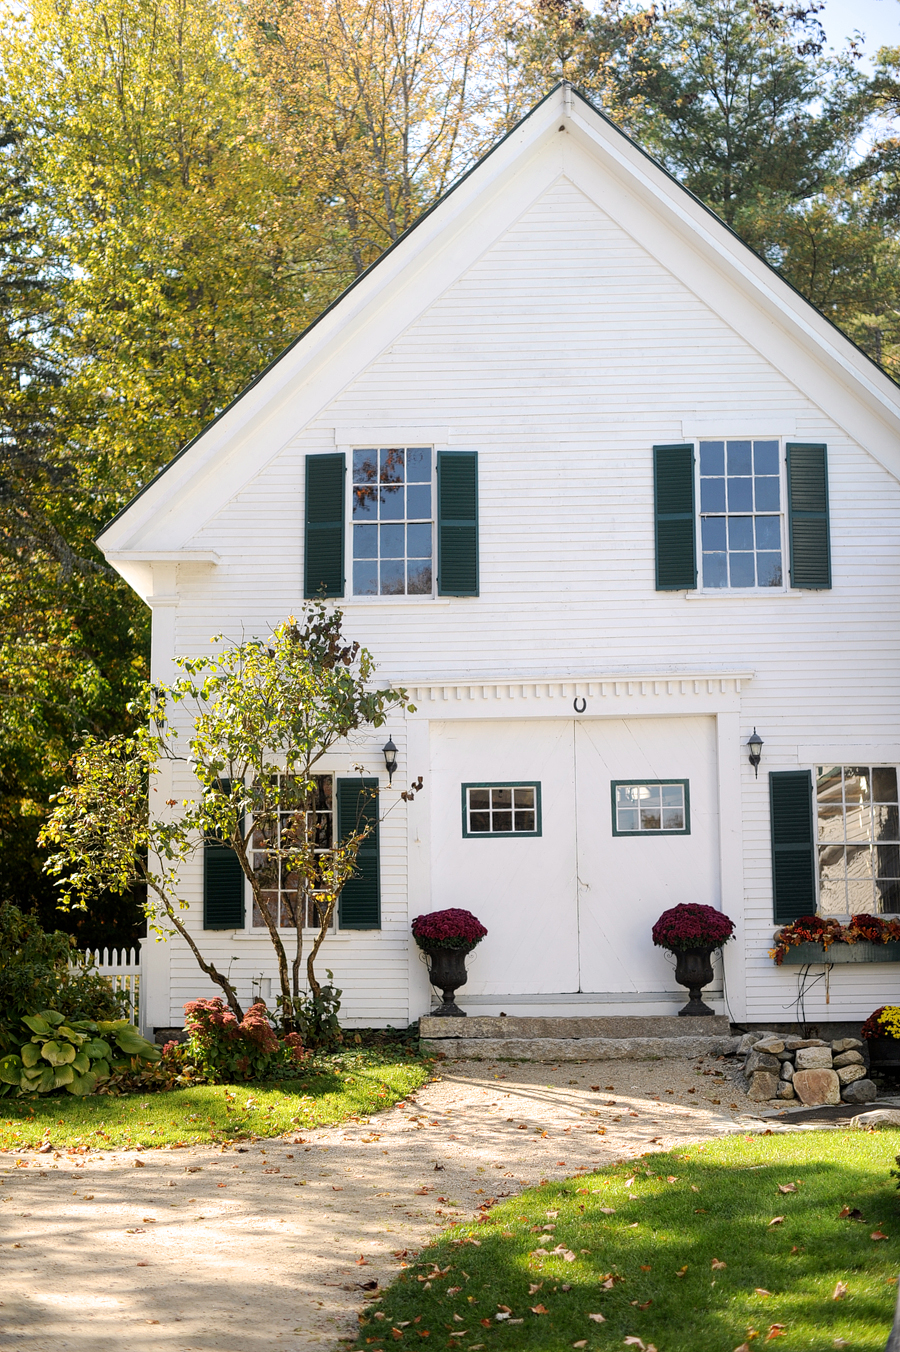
[699,439,783,589]
[352,447,433,596]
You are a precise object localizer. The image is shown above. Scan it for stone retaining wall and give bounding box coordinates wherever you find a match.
[737,1032,875,1107]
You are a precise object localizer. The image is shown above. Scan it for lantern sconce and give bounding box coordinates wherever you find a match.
[382,737,398,786]
[747,728,764,779]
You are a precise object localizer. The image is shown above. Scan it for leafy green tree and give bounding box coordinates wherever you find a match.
[40,607,417,1027]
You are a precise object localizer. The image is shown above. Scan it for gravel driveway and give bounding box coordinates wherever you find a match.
[0,1054,764,1352]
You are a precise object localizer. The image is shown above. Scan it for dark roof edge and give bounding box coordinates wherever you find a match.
[99,81,900,543]
[96,83,567,541]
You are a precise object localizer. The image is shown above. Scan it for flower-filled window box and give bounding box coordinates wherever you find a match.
[771,914,900,965]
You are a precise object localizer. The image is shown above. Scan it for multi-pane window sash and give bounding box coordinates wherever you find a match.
[816,766,900,915]
[464,785,539,836]
[251,775,334,929]
[699,439,783,589]
[352,447,433,596]
[613,782,689,835]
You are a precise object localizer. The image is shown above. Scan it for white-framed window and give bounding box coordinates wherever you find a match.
[351,446,433,596]
[698,439,784,589]
[251,774,334,929]
[816,766,900,915]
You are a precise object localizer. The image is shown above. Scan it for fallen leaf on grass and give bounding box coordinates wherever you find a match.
[833,1340,848,1347]
[675,1265,688,1277]
[597,1206,616,1215]
[573,1342,588,1348]
[765,1326,787,1342]
[755,1289,772,1298]
[530,1304,549,1315]
[871,1230,889,1241]
[630,1299,653,1310]
[529,1249,549,1258]
[838,1207,864,1221]
[833,1281,848,1300]
[711,1258,727,1270]
[777,1184,797,1194]
[588,1313,606,1323]
[768,1217,784,1227]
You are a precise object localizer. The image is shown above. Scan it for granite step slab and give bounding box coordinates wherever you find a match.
[419,1034,739,1061]
[419,1014,732,1040]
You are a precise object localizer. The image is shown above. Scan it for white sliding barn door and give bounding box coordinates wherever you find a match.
[574,717,720,994]
[429,719,579,994]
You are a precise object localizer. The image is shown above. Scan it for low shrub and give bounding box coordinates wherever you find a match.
[179,998,308,1083]
[0,904,129,1051]
[0,1010,161,1097]
[277,973,343,1049]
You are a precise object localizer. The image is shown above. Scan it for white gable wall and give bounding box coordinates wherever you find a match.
[134,134,900,1029]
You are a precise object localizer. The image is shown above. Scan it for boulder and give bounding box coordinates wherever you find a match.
[783,1037,827,1050]
[833,1050,865,1068]
[748,1070,780,1102]
[775,1081,796,1100]
[736,1032,764,1056]
[832,1037,864,1053]
[836,1063,867,1086]
[753,1037,785,1055]
[745,1049,781,1076]
[795,1046,833,1071]
[849,1103,898,1129]
[779,1061,794,1082]
[841,1079,877,1106]
[792,1068,841,1106]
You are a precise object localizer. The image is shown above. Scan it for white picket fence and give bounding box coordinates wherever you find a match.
[81,947,141,1027]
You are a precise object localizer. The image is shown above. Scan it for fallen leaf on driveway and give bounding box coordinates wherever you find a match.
[355,1256,370,1265]
[833,1281,848,1300]
[768,1216,784,1227]
[777,1184,797,1194]
[711,1258,727,1270]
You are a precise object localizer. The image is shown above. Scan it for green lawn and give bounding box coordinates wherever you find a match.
[0,1049,431,1150]
[364,1131,900,1352]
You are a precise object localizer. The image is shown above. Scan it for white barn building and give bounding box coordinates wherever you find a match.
[97,85,900,1035]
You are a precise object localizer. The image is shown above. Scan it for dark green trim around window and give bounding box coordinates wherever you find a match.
[769,769,817,922]
[610,779,691,836]
[437,451,479,596]
[336,777,380,929]
[304,453,345,598]
[461,782,542,838]
[653,444,696,590]
[786,443,831,590]
[203,781,245,930]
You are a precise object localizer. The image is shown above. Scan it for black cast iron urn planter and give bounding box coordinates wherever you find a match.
[674,945,717,1017]
[424,946,470,1017]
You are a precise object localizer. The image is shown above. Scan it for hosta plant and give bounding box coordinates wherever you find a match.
[0,1010,160,1097]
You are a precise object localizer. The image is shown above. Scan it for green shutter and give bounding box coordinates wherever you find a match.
[787,443,830,589]
[437,451,478,596]
[769,770,817,924]
[304,453,345,598]
[337,777,380,929]
[203,780,245,929]
[654,444,696,590]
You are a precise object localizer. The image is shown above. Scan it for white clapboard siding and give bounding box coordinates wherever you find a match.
[82,948,141,1027]
[116,130,900,1024]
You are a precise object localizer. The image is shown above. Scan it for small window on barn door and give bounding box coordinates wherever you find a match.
[816,766,900,914]
[611,781,690,835]
[462,783,541,837]
[251,774,334,930]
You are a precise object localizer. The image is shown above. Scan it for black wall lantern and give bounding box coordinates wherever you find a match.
[382,737,398,785]
[747,728,764,778]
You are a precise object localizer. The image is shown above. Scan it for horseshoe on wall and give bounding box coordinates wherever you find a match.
[573,696,587,714]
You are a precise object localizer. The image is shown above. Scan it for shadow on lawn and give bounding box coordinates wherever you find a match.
[372,1154,897,1351]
